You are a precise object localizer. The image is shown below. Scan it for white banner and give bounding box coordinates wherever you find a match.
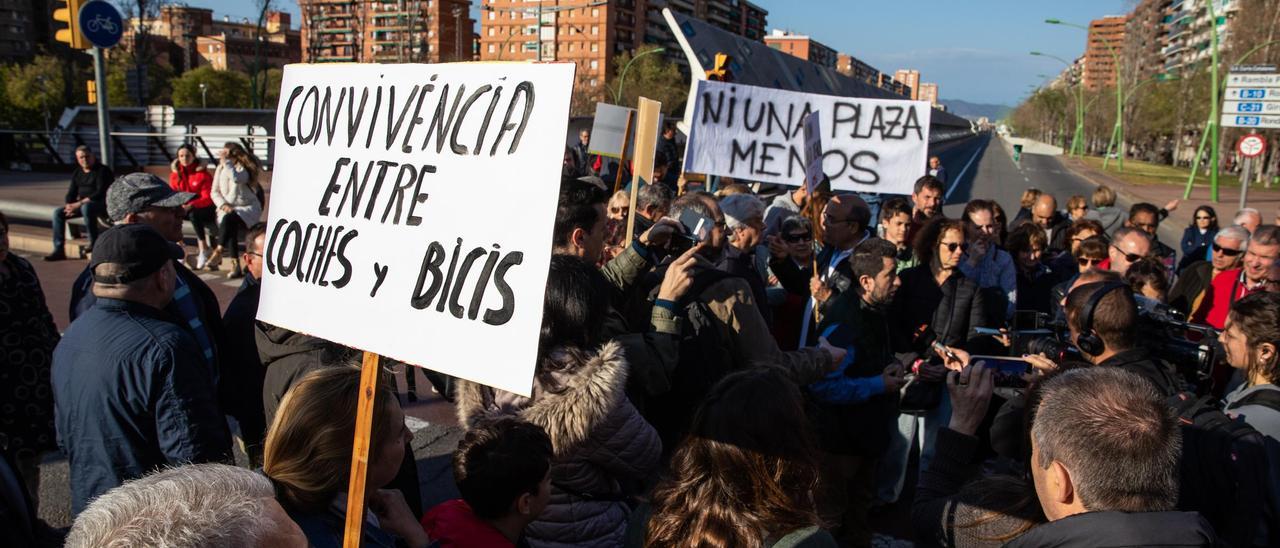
[258,62,576,397]
[683,80,931,194]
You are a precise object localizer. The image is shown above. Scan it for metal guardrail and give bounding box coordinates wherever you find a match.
[0,129,274,171]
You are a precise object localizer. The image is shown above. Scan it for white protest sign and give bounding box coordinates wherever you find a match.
[258,62,576,397]
[683,80,931,194]
[588,103,634,158]
[802,111,822,195]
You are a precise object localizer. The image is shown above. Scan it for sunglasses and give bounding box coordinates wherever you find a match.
[1077,257,1104,267]
[1212,243,1242,256]
[781,232,810,243]
[941,242,969,253]
[1111,244,1143,263]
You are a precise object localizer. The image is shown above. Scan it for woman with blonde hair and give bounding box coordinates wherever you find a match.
[209,142,264,278]
[264,366,428,548]
[1085,185,1125,235]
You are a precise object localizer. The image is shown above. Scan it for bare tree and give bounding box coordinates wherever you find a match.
[117,0,168,104]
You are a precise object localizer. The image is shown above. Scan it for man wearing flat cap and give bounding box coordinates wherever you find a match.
[66,173,247,460]
[52,224,232,516]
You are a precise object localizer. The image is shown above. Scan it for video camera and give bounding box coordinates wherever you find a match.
[1008,300,1223,388]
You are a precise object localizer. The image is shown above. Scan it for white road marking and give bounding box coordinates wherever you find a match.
[405,416,432,432]
[945,138,988,200]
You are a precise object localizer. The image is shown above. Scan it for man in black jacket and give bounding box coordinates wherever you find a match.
[47,145,114,260]
[1064,276,1183,395]
[770,194,870,345]
[222,223,268,467]
[913,364,1217,547]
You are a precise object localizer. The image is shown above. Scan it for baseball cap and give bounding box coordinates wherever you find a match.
[90,224,185,284]
[107,172,195,222]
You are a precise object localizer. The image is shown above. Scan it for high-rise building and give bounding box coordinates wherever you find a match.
[478,1,646,90]
[478,0,769,92]
[0,0,42,62]
[918,82,939,106]
[120,6,301,73]
[299,0,474,64]
[1161,0,1238,74]
[764,29,837,68]
[1125,0,1168,80]
[1083,15,1127,90]
[895,69,921,100]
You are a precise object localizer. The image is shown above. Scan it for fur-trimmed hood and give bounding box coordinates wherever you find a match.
[455,341,628,455]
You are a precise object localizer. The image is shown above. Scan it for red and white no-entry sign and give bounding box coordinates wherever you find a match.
[1238,134,1267,158]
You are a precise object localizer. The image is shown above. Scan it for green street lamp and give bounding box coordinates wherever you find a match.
[1047,18,1126,171]
[1031,51,1085,157]
[611,47,666,105]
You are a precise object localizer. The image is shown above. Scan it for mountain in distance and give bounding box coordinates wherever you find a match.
[939,98,1011,122]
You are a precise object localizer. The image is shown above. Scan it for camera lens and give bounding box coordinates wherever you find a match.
[1026,338,1067,362]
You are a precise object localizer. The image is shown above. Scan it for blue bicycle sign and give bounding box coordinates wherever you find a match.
[79,1,124,49]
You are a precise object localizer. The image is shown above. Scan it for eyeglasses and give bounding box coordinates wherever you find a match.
[1195,216,1214,221]
[781,232,810,243]
[1212,243,1242,256]
[1077,257,1104,267]
[941,242,969,253]
[1111,244,1143,263]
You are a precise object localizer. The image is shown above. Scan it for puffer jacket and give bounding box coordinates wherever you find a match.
[211,159,263,226]
[456,341,661,548]
[256,322,355,424]
[890,266,991,354]
[169,159,214,209]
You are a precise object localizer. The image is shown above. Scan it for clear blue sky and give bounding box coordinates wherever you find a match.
[177,0,1128,106]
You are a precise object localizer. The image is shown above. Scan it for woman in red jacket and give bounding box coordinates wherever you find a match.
[170,144,218,269]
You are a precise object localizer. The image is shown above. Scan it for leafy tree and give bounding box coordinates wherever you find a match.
[170,66,252,108]
[104,56,174,106]
[258,68,284,108]
[0,55,70,128]
[606,47,688,115]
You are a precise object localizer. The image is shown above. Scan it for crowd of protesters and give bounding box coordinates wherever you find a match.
[2,136,1280,548]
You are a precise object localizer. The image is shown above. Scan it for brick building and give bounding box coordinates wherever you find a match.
[120,6,301,73]
[478,0,768,93]
[917,82,938,106]
[838,53,910,97]
[764,29,837,68]
[298,0,474,63]
[1083,15,1127,90]
[894,69,921,100]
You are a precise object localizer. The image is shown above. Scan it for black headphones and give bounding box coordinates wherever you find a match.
[1073,281,1130,356]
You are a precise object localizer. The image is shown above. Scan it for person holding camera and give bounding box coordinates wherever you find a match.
[913,361,1218,547]
[1062,276,1182,396]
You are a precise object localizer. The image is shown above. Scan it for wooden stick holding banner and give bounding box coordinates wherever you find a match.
[343,351,381,547]
[801,111,823,325]
[613,110,634,194]
[626,97,662,243]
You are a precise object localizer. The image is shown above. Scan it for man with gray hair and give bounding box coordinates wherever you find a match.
[66,463,306,548]
[719,193,769,322]
[918,364,1216,546]
[53,224,232,515]
[1169,225,1249,314]
[1194,225,1280,329]
[1235,208,1262,234]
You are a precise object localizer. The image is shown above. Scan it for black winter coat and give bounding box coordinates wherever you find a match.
[891,266,990,354]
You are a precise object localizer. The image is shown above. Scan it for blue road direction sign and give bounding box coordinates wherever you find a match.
[1221,114,1280,130]
[1228,88,1280,101]
[79,0,123,49]
[1223,101,1280,115]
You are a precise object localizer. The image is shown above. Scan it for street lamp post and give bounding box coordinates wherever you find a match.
[199,82,207,108]
[1031,51,1085,157]
[612,47,665,104]
[1047,18,1126,171]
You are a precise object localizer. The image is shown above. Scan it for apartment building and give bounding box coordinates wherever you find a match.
[895,69,921,100]
[298,0,474,63]
[121,6,301,73]
[764,29,837,68]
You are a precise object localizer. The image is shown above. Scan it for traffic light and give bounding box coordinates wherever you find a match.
[53,0,89,49]
[705,53,733,82]
[86,80,96,105]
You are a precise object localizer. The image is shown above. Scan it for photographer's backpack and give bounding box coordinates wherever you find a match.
[1168,391,1277,547]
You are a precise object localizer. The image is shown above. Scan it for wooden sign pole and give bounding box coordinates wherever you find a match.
[626,97,662,244]
[612,110,635,194]
[342,351,381,548]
